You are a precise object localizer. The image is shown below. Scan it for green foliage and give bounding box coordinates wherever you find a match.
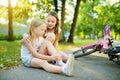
[0,34,8,40]
[0,34,23,40]
[76,1,94,38]
[14,35,23,40]
[0,6,8,19]
[13,0,32,23]
[0,34,24,40]
[75,0,120,39]
[0,0,120,40]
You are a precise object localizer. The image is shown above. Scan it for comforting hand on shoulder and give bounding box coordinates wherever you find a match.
[22,34,32,48]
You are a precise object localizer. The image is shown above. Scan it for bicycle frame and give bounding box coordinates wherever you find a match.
[82,25,111,50]
[73,25,120,65]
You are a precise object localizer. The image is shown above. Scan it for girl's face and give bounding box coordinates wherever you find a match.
[34,24,46,37]
[46,15,57,30]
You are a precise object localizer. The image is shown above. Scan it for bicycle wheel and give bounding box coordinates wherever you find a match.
[108,54,120,65]
[73,48,97,58]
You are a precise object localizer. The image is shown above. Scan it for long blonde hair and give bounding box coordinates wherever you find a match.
[29,19,46,44]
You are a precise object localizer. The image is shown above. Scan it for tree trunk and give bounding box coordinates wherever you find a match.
[8,0,14,41]
[115,33,117,40]
[59,0,66,42]
[91,0,95,39]
[54,0,58,12]
[83,29,85,39]
[67,0,81,43]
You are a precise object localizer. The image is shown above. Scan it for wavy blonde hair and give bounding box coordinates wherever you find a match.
[29,19,46,45]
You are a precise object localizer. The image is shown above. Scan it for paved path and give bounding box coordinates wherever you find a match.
[0,51,120,80]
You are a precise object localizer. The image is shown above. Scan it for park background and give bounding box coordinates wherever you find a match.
[0,0,120,72]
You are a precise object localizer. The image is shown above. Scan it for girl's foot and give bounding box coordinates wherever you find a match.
[62,54,74,76]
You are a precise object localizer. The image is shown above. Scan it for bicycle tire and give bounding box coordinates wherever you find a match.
[73,48,97,58]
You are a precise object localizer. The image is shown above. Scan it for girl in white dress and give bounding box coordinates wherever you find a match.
[21,19,74,76]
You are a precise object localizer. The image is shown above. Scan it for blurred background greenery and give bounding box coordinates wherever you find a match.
[0,0,120,72]
[0,0,120,42]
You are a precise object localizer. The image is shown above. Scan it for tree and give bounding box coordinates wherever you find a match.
[54,0,59,12]
[94,0,120,39]
[60,0,66,42]
[8,0,14,41]
[13,0,32,23]
[67,0,81,43]
[91,0,95,39]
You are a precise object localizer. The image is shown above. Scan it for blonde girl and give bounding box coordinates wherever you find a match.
[21,19,74,76]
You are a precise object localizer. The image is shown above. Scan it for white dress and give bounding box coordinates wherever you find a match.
[21,37,44,67]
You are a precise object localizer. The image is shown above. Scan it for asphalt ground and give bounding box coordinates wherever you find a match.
[0,51,120,80]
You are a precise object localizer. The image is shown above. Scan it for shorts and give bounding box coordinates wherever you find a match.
[21,56,33,67]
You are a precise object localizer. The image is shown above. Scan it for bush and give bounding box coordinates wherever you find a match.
[0,34,23,40]
[0,34,8,40]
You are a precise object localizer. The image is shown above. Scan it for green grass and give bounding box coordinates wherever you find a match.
[0,39,96,72]
[58,39,96,51]
[0,40,22,72]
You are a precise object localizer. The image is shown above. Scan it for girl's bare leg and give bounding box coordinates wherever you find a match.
[30,58,62,73]
[45,33,55,44]
[30,53,74,76]
[38,40,59,55]
[38,40,68,65]
[57,51,68,62]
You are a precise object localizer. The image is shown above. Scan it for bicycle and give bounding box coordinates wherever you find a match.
[73,25,120,65]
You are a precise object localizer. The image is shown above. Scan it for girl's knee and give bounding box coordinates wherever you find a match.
[46,33,55,43]
[41,60,48,64]
[39,60,49,67]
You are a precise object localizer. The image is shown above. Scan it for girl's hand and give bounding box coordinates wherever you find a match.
[23,33,31,41]
[23,37,31,46]
[21,33,31,44]
[22,34,32,48]
[50,54,62,61]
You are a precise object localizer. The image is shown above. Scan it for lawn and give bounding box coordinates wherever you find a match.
[0,39,96,73]
[0,40,22,73]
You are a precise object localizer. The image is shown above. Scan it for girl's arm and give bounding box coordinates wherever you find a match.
[53,40,58,49]
[23,36,56,62]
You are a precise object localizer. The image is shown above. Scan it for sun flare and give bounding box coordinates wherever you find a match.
[0,0,18,7]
